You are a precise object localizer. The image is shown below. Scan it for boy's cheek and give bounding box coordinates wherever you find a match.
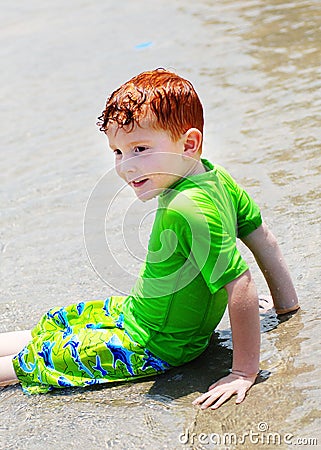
[115,165,124,180]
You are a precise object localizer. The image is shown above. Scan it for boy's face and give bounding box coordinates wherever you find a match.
[106,120,200,201]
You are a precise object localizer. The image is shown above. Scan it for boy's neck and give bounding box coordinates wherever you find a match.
[184,158,206,178]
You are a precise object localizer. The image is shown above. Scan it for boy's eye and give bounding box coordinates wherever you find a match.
[134,146,147,153]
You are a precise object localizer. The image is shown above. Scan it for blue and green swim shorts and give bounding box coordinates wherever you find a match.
[12,297,171,394]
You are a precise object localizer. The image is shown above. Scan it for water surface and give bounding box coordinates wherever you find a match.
[1,1,320,448]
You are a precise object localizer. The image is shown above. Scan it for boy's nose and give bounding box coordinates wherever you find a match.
[118,156,137,177]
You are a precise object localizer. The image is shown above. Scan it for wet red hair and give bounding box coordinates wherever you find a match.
[97,69,204,142]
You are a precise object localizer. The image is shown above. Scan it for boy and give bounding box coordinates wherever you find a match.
[97,68,299,409]
[0,69,299,409]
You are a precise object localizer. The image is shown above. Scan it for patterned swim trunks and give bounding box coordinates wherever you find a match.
[12,297,171,394]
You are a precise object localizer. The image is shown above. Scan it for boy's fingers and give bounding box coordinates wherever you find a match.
[200,390,225,409]
[193,386,223,406]
[193,376,254,409]
[235,388,247,404]
[210,392,232,410]
[194,386,237,410]
[203,387,248,409]
[192,389,215,405]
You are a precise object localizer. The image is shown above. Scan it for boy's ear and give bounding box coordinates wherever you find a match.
[183,128,203,155]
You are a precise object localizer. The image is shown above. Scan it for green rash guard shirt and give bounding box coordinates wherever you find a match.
[122,159,262,366]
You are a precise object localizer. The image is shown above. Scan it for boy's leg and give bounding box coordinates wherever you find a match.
[0,331,32,357]
[0,355,19,386]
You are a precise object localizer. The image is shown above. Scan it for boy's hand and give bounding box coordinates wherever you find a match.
[192,372,257,410]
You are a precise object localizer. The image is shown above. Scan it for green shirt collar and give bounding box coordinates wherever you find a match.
[160,158,214,198]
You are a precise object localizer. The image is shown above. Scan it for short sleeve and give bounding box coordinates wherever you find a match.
[236,189,262,237]
[214,165,262,238]
[163,188,249,294]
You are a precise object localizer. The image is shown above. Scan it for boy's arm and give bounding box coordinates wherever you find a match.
[193,270,260,409]
[241,222,300,314]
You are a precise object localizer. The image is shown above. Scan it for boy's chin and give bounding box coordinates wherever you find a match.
[133,188,162,202]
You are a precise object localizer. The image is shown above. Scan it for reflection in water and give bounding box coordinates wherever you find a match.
[241,1,321,165]
[242,2,321,74]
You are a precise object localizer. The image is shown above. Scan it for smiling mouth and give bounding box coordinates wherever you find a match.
[131,178,149,188]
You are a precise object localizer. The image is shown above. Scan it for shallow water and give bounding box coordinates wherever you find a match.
[1,1,321,449]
